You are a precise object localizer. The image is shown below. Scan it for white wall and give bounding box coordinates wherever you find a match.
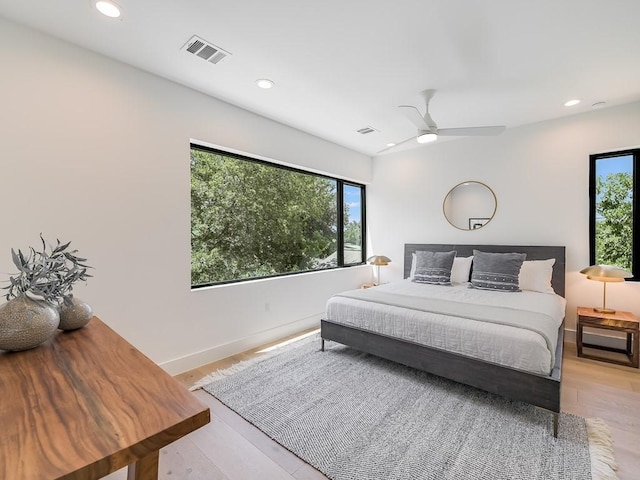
[0,18,372,372]
[370,101,640,335]
[4,16,639,372]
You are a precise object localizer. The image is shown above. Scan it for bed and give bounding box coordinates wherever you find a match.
[321,244,566,436]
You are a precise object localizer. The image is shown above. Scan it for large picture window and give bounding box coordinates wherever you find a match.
[191,144,366,287]
[589,148,639,280]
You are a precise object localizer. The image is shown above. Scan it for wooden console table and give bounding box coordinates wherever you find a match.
[0,317,210,479]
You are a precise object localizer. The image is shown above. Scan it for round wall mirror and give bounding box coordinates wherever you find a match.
[443,181,497,230]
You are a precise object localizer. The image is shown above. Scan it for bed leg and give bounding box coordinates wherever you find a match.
[321,338,325,352]
[552,412,559,438]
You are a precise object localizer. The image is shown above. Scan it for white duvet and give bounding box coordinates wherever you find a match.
[325,280,567,375]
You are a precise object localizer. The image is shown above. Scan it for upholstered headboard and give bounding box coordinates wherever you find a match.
[403,244,566,297]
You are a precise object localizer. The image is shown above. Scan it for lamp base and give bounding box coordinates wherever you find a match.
[593,307,616,314]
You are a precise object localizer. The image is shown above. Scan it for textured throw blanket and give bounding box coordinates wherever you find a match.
[335,288,560,367]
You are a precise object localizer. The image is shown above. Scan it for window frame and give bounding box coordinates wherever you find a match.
[190,143,367,288]
[339,181,367,267]
[588,148,639,281]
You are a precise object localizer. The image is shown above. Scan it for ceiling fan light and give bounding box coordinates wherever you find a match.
[417,132,437,144]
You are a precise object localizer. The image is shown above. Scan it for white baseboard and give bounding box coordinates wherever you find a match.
[162,323,627,376]
[564,328,576,344]
[160,314,322,375]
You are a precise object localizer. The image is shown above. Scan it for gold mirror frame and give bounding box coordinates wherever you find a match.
[442,181,497,231]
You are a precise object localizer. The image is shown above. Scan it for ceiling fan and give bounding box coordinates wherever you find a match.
[380,89,506,152]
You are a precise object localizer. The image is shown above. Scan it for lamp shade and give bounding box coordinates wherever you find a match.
[367,255,391,266]
[580,264,632,313]
[579,265,632,282]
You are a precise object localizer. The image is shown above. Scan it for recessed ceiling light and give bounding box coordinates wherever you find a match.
[564,99,581,107]
[256,79,275,89]
[94,0,121,18]
[592,101,607,109]
[386,143,396,147]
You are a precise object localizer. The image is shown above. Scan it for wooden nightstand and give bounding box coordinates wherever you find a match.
[576,306,639,368]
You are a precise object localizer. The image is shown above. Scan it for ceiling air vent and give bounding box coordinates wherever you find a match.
[357,126,379,135]
[182,35,231,65]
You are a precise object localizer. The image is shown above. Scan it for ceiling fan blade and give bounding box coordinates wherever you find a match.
[437,125,506,136]
[398,105,428,129]
[376,136,417,154]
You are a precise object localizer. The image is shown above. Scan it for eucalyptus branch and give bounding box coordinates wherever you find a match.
[3,236,92,304]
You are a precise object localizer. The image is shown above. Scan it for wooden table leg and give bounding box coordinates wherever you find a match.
[633,331,639,368]
[576,320,584,357]
[127,451,159,480]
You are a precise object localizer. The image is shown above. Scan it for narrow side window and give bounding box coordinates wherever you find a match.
[589,149,638,279]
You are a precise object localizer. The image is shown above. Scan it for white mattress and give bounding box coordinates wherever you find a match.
[325,280,567,375]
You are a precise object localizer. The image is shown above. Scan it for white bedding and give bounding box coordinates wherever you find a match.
[325,280,567,375]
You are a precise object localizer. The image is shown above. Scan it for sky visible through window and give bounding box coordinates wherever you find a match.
[597,154,632,178]
[344,184,362,223]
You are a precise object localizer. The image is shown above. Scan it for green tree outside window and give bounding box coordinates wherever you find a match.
[191,147,365,286]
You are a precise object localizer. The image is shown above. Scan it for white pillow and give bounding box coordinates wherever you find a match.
[410,253,473,284]
[519,259,556,294]
[451,256,473,284]
[409,252,417,279]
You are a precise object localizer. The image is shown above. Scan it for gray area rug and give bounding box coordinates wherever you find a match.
[200,335,616,480]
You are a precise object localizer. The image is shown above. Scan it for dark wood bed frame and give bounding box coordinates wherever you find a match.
[321,244,566,436]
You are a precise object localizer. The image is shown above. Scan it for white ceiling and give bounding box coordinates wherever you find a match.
[2,0,640,156]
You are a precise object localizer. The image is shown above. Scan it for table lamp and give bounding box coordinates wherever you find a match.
[367,255,391,285]
[580,264,632,313]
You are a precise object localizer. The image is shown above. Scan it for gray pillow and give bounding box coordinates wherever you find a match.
[412,250,456,285]
[470,250,526,292]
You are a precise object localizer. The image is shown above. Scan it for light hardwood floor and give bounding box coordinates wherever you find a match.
[106,331,640,479]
